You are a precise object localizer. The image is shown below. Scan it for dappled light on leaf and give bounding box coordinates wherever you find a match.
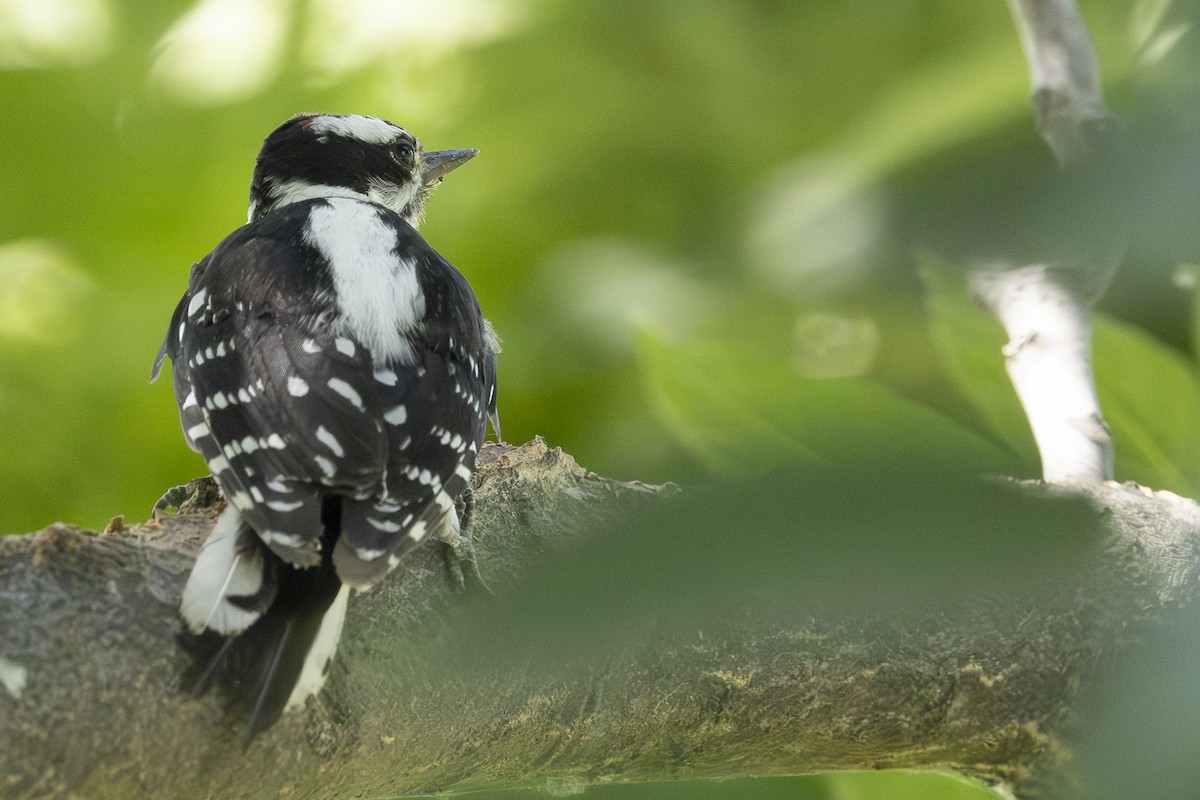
[302,0,524,81]
[0,240,94,346]
[148,0,287,105]
[0,0,112,70]
[1131,0,1189,65]
[746,154,884,299]
[543,238,720,358]
[793,311,879,379]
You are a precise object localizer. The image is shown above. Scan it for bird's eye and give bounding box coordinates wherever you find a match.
[394,140,415,161]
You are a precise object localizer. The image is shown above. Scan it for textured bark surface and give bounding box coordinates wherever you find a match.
[2,439,1199,800]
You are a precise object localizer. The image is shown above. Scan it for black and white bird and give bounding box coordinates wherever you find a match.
[152,113,498,743]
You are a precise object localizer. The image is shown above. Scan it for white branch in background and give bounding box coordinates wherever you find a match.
[1006,0,1117,166]
[970,264,1113,484]
[983,0,1119,484]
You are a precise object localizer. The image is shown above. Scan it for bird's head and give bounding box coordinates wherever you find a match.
[247,113,477,228]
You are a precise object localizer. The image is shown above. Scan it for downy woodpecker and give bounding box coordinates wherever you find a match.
[152,113,498,743]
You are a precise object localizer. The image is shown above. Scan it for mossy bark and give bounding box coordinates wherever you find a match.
[1,439,1198,800]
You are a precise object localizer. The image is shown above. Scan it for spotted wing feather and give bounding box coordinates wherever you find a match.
[160,200,494,586]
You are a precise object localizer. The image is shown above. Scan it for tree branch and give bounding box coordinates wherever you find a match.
[1005,0,1119,167]
[3,439,1200,799]
[970,0,1123,484]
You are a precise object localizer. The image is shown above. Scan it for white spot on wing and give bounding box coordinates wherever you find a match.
[315,425,344,457]
[355,547,387,560]
[187,288,208,317]
[335,337,356,357]
[288,376,309,397]
[314,455,336,477]
[267,530,306,548]
[374,368,398,386]
[227,491,252,510]
[267,499,304,512]
[384,405,407,425]
[327,377,364,410]
[366,517,401,533]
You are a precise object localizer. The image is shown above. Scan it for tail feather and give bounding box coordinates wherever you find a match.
[181,506,276,635]
[181,497,346,747]
[233,542,343,743]
[287,583,350,711]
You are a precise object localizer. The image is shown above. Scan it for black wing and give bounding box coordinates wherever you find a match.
[158,200,494,584]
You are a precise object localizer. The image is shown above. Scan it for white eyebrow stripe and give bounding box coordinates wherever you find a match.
[308,115,402,144]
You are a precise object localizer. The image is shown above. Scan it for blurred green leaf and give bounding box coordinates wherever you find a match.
[457,456,1100,668]
[637,330,1018,476]
[918,255,1039,466]
[1093,315,1200,495]
[440,769,1005,800]
[821,770,1004,800]
[1071,602,1200,800]
[1175,263,1200,365]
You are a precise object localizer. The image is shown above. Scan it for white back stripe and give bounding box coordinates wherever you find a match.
[303,200,425,364]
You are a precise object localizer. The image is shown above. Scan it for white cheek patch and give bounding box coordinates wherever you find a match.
[367,178,422,226]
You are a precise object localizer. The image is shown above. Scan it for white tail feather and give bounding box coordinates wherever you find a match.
[286,584,350,710]
[181,506,266,635]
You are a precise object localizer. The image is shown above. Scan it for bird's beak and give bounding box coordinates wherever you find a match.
[422,148,478,185]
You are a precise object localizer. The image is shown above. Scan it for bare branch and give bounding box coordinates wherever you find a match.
[979,0,1122,483]
[1006,0,1120,166]
[970,263,1113,484]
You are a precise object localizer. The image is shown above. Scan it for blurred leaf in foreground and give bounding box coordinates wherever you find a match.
[1070,601,1200,800]
[457,455,1100,667]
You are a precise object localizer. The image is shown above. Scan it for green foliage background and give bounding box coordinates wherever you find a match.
[4,1,1200,798]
